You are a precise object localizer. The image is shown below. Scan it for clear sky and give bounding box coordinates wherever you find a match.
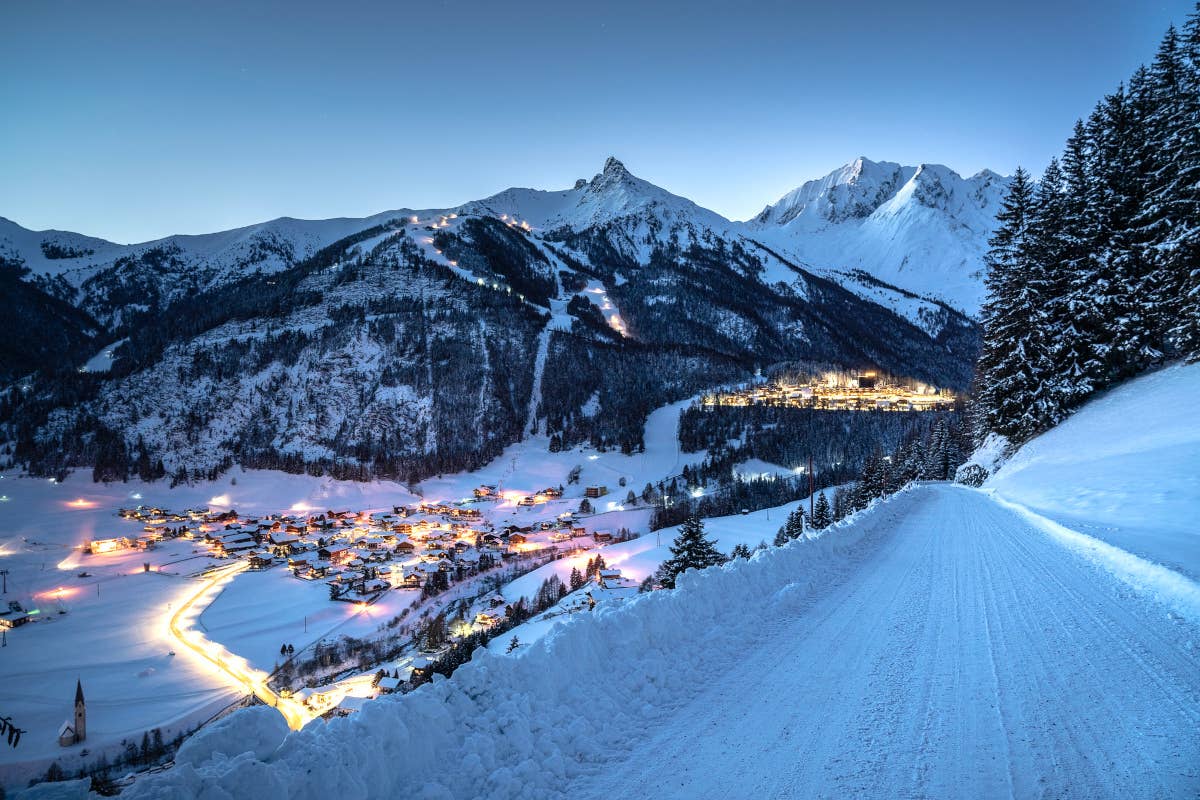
[1,0,1192,243]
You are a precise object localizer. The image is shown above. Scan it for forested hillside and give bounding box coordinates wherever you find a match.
[0,159,984,485]
[976,9,1200,447]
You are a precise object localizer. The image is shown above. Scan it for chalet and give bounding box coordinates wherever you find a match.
[585,485,608,499]
[408,657,433,683]
[474,612,501,626]
[331,695,370,717]
[248,552,275,570]
[214,533,256,555]
[571,526,588,538]
[0,605,30,629]
[393,539,416,554]
[541,486,563,499]
[268,531,300,547]
[517,496,536,507]
[473,485,497,499]
[507,533,528,546]
[86,537,130,555]
[456,549,482,566]
[319,546,353,566]
[597,568,622,585]
[401,571,424,589]
[361,578,389,595]
[593,531,614,544]
[377,676,403,694]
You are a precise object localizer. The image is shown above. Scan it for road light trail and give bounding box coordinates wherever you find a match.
[166,561,314,730]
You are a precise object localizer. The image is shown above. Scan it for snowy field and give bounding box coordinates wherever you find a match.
[986,362,1200,581]
[0,395,704,788]
[0,470,425,786]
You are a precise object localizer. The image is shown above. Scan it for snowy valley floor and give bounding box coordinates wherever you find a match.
[123,484,1200,800]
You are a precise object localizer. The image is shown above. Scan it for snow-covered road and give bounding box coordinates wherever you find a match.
[120,484,1200,800]
[573,484,1200,799]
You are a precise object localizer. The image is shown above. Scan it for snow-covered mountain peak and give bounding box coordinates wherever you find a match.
[461,157,730,239]
[750,158,916,228]
[599,155,631,179]
[743,158,1011,315]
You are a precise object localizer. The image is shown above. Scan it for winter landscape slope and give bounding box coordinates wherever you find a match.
[2,157,982,486]
[111,365,1200,800]
[1,155,1005,331]
[985,362,1200,582]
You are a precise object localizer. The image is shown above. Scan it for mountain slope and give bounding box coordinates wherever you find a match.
[1,158,983,483]
[0,267,104,383]
[0,212,417,328]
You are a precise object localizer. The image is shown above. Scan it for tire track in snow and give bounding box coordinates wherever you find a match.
[570,484,1200,800]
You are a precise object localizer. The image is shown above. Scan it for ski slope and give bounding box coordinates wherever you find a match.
[120,484,1200,799]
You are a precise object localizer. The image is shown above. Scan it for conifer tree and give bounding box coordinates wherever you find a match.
[772,525,790,547]
[655,516,724,589]
[977,167,1045,441]
[810,493,832,529]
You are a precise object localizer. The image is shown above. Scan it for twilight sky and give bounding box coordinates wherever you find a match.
[1,0,1192,243]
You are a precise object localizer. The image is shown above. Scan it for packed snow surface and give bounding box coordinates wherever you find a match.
[119,485,1200,799]
[986,362,1200,581]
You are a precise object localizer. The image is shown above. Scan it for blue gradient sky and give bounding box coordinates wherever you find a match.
[1,0,1192,243]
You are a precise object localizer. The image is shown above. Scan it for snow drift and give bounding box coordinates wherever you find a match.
[985,362,1200,581]
[120,494,903,799]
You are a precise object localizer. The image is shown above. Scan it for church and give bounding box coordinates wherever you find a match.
[57,680,86,747]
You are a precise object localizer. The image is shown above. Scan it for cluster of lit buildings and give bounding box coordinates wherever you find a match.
[90,494,606,607]
[703,373,957,412]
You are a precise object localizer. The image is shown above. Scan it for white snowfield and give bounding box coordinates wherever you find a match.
[986,362,1200,582]
[119,485,1200,800]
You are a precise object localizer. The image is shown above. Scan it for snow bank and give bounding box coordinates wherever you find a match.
[174,706,290,769]
[990,493,1200,624]
[122,492,907,800]
[986,362,1200,580]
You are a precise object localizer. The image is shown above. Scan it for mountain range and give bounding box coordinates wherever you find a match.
[0,156,1006,484]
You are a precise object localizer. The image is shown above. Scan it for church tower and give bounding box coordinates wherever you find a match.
[73,679,86,743]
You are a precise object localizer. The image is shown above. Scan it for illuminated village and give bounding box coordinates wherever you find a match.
[702,372,958,412]
[0,476,646,746]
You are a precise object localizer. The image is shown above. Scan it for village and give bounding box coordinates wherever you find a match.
[29,481,646,722]
[702,372,958,412]
[0,397,690,785]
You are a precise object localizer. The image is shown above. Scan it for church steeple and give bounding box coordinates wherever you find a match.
[73,679,86,743]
